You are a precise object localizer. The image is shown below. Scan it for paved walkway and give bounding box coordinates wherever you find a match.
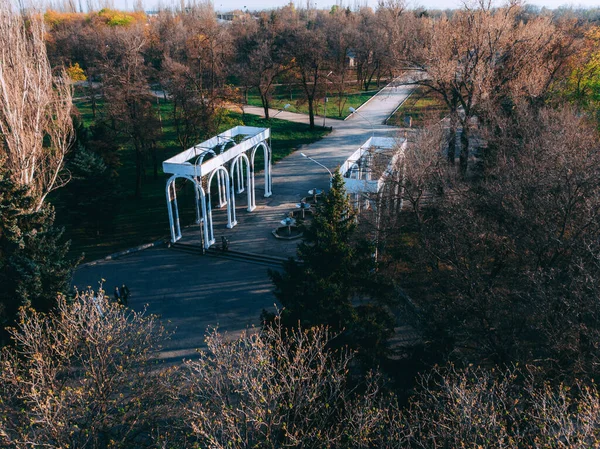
[73,77,415,361]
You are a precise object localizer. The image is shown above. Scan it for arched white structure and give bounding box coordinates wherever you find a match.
[230,153,253,211]
[165,174,209,245]
[163,126,272,249]
[251,141,273,198]
[339,136,407,261]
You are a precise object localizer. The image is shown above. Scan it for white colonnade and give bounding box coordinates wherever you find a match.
[163,126,272,249]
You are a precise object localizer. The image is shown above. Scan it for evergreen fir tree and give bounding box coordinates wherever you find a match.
[269,172,396,360]
[0,168,76,343]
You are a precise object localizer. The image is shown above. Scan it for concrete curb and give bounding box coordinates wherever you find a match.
[343,88,381,121]
[384,90,414,126]
[78,238,169,268]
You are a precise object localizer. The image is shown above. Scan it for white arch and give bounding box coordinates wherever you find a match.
[236,157,243,192]
[165,174,209,247]
[192,147,217,173]
[251,142,272,198]
[217,136,236,153]
[216,170,226,208]
[230,153,253,211]
[207,166,236,244]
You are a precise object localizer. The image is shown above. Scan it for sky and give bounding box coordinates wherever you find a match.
[112,0,600,12]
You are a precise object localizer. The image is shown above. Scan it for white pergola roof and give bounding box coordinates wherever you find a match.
[162,126,270,178]
[339,136,405,194]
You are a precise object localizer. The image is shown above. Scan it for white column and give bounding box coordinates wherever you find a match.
[237,159,244,193]
[228,175,237,228]
[264,145,272,197]
[166,179,177,243]
[249,165,256,211]
[172,182,181,241]
[222,172,228,207]
[194,181,201,224]
[201,194,210,249]
[393,179,400,214]
[223,171,234,228]
[207,193,215,246]
[217,171,226,208]
[246,161,253,212]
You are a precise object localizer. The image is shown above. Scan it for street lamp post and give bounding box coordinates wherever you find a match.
[348,106,375,140]
[271,103,291,120]
[300,152,333,187]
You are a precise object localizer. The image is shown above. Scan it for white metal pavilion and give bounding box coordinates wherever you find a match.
[339,136,406,260]
[163,126,272,248]
[339,136,406,214]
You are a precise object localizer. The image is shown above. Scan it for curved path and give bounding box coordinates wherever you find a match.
[73,78,414,362]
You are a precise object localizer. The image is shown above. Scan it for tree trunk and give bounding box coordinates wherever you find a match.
[448,112,457,164]
[307,96,315,129]
[356,63,363,90]
[261,93,270,120]
[459,123,469,175]
[364,64,378,91]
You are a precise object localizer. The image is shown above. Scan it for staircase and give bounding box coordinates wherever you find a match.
[170,242,292,269]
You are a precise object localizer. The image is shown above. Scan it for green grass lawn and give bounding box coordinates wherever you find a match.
[52,99,329,262]
[387,87,448,127]
[245,81,386,120]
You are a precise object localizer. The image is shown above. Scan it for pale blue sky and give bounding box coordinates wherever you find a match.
[113,0,599,12]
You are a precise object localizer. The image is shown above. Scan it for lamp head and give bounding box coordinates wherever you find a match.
[300,152,307,158]
[349,107,356,113]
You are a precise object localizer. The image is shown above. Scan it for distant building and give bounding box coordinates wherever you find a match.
[346,50,356,68]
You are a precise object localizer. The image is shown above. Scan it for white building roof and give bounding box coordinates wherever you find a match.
[162,126,270,178]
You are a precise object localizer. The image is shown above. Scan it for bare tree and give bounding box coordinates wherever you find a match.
[231,14,291,120]
[398,124,446,227]
[102,24,160,196]
[0,1,74,211]
[161,55,223,150]
[406,2,573,172]
[182,8,232,100]
[286,24,327,129]
[181,319,404,449]
[0,290,173,448]
[323,9,355,117]
[404,365,600,448]
[394,106,600,376]
[354,8,381,91]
